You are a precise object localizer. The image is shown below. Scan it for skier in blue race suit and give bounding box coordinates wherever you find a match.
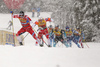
[72,27,85,48]
[64,26,73,47]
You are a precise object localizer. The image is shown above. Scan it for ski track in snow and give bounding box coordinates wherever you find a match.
[0,13,100,67]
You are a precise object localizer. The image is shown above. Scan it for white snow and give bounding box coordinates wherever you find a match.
[0,12,100,67]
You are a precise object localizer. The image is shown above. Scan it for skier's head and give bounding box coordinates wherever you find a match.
[38,17,44,22]
[49,25,53,28]
[66,26,69,31]
[55,25,59,30]
[49,25,53,29]
[19,11,24,18]
[55,25,59,28]
[76,27,80,31]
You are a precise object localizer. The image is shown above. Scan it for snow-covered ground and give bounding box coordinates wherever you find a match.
[0,12,100,67]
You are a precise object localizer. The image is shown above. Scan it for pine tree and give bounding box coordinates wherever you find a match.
[71,0,100,42]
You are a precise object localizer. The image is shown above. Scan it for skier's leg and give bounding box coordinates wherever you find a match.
[66,37,69,47]
[38,32,43,47]
[60,38,69,47]
[63,40,69,47]
[27,27,38,40]
[27,27,41,46]
[79,38,84,48]
[69,37,73,47]
[53,38,58,47]
[35,35,41,46]
[35,32,42,46]
[53,41,56,47]
[67,38,72,47]
[69,40,72,47]
[73,38,81,48]
[16,28,26,45]
[44,28,51,47]
[49,37,52,47]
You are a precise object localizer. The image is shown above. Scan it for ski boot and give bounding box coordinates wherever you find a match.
[40,44,43,47]
[19,42,23,45]
[48,45,52,47]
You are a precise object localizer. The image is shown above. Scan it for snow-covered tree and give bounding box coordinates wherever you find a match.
[71,0,100,42]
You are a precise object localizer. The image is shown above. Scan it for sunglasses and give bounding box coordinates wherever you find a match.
[66,28,69,29]
[19,14,24,17]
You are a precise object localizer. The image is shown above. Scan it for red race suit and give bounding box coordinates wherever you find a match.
[35,18,51,44]
[13,15,37,40]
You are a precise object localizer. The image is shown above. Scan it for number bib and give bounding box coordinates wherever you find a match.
[65,29,73,37]
[53,29,61,36]
[38,20,46,27]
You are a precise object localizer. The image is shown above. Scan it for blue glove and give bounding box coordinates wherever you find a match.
[10,11,13,14]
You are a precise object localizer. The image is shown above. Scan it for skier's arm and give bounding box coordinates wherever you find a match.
[52,29,56,39]
[45,18,54,22]
[61,30,65,35]
[27,16,33,26]
[31,22,36,28]
[81,32,85,41]
[50,29,54,37]
[10,11,19,18]
[31,21,39,28]
[61,30,66,40]
[72,29,75,33]
[11,13,19,18]
[64,32,67,38]
[27,16,32,21]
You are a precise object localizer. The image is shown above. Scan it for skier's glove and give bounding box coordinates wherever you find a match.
[46,18,54,22]
[10,11,13,14]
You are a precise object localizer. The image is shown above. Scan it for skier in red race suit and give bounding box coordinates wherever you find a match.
[33,17,53,47]
[11,11,40,45]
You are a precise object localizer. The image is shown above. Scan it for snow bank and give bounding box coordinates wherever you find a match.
[0,43,100,67]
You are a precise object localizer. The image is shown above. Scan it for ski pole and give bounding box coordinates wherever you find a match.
[40,37,48,46]
[11,10,16,46]
[22,33,29,41]
[83,39,89,48]
[84,42,89,48]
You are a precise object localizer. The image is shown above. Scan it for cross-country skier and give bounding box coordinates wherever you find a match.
[48,25,54,47]
[72,27,85,48]
[64,26,73,47]
[33,17,52,47]
[11,11,40,45]
[53,25,68,47]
